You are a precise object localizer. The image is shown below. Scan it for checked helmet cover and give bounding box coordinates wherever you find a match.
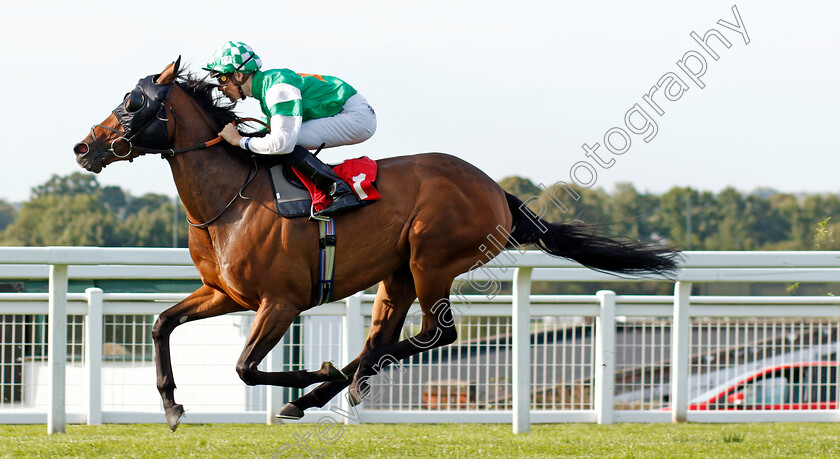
[203,41,262,74]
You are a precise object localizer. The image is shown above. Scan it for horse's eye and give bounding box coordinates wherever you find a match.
[125,90,145,112]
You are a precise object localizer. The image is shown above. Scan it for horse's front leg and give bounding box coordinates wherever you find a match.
[152,285,245,431]
[235,302,347,390]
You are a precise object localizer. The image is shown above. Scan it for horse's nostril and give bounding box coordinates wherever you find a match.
[73,142,89,155]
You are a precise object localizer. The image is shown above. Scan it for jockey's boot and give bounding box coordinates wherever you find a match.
[291,145,361,218]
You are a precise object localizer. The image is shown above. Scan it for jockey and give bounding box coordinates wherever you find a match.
[204,41,377,218]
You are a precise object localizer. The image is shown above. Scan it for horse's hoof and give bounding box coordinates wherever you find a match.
[276,403,304,420]
[321,361,348,381]
[166,404,185,432]
[275,403,303,419]
[348,386,366,407]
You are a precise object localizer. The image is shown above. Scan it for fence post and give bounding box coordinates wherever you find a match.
[341,292,364,425]
[595,290,616,424]
[512,267,532,434]
[48,264,68,434]
[85,288,103,425]
[671,281,692,423]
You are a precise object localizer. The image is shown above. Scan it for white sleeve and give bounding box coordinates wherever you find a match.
[239,114,302,154]
[239,82,303,154]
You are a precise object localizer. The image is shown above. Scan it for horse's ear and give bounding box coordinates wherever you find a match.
[157,56,181,85]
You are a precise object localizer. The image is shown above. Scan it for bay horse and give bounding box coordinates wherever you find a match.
[73,58,679,431]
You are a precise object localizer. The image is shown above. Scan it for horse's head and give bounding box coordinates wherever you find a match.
[73,57,181,173]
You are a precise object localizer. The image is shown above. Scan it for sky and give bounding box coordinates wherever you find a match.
[2,0,838,203]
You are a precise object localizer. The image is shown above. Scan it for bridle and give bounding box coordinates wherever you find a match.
[85,73,270,228]
[87,75,227,165]
[88,109,229,161]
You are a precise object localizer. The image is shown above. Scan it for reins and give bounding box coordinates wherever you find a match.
[172,116,269,228]
[144,116,270,157]
[95,114,268,158]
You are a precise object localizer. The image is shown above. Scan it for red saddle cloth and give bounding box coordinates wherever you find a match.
[293,156,381,212]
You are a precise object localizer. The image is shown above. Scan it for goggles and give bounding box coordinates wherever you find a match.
[211,54,255,86]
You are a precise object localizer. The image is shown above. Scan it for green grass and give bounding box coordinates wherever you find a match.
[3,423,840,458]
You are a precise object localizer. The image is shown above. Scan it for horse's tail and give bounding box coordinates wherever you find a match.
[504,192,681,276]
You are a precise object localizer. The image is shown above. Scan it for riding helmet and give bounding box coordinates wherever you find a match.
[203,41,262,74]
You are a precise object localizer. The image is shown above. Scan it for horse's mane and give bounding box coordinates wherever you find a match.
[173,70,270,164]
[174,70,239,130]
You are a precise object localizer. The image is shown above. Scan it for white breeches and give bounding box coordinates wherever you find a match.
[297,93,377,150]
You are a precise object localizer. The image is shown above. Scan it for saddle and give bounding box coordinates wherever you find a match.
[268,156,381,218]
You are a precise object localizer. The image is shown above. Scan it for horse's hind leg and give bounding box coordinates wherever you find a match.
[281,264,416,418]
[235,301,347,389]
[153,285,246,431]
[349,268,458,405]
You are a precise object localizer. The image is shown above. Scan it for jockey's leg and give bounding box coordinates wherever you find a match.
[293,94,377,219]
[297,94,376,150]
[290,145,361,218]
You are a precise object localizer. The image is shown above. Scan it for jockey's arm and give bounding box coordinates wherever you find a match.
[237,114,301,154]
[219,82,304,154]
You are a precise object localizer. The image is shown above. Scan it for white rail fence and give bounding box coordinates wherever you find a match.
[0,248,839,434]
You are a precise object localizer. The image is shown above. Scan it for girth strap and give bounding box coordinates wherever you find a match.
[317,218,337,305]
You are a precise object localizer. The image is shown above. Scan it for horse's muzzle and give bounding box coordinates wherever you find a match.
[73,142,89,155]
[74,141,104,173]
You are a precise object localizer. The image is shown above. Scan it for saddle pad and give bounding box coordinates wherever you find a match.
[293,156,382,213]
[270,156,381,218]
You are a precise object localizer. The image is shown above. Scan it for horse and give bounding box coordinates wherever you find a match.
[73,58,680,431]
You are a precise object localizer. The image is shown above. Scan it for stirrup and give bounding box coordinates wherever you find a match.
[313,192,361,219]
[310,204,331,222]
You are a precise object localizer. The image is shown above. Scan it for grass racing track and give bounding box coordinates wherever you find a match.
[3,423,840,457]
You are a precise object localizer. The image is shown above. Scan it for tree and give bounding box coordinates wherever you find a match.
[7,170,840,250]
[498,176,540,199]
[119,200,188,247]
[0,172,191,247]
[605,183,659,242]
[704,187,751,250]
[31,172,100,199]
[101,186,128,218]
[126,193,171,218]
[5,172,119,246]
[652,187,698,249]
[1,193,118,246]
[765,193,804,250]
[744,194,789,248]
[0,200,17,232]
